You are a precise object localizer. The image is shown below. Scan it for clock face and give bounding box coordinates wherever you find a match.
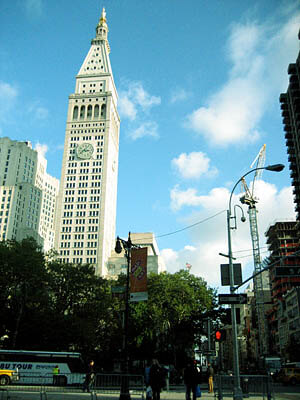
[76,143,94,159]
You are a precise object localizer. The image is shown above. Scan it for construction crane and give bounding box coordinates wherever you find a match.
[240,144,269,357]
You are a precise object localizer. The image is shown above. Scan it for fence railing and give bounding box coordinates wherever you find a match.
[215,374,274,399]
[2,372,145,396]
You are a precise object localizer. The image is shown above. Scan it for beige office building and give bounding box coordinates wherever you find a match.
[0,137,59,251]
[54,9,120,275]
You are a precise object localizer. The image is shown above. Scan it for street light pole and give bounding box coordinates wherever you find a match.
[115,232,134,400]
[227,164,284,400]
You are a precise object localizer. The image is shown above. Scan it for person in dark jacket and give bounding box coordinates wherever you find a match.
[183,360,201,400]
[149,359,165,400]
[82,360,95,393]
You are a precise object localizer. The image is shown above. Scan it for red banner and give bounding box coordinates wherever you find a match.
[130,247,148,302]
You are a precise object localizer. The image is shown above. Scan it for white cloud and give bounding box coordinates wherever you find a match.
[119,81,161,119]
[28,102,49,120]
[170,185,228,212]
[118,96,137,121]
[160,248,179,271]
[132,83,161,109]
[185,14,300,146]
[172,152,218,179]
[34,142,48,158]
[119,81,161,140]
[129,121,159,140]
[170,88,190,104]
[163,181,295,288]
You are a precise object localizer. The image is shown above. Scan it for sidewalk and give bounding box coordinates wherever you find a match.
[160,389,300,400]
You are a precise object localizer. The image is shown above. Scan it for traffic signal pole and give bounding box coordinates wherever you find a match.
[207,318,212,365]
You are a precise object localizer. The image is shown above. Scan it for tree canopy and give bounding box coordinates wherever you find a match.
[0,238,218,370]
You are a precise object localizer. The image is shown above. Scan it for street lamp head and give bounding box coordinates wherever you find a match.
[265,164,285,172]
[115,236,123,254]
[241,216,246,223]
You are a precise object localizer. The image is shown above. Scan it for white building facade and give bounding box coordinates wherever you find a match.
[107,233,166,278]
[54,9,120,275]
[0,137,59,250]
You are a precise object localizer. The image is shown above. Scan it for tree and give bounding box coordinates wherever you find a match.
[45,261,119,360]
[0,238,49,348]
[128,270,217,367]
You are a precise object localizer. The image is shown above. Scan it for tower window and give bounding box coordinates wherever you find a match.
[80,105,85,120]
[87,105,92,119]
[101,104,106,118]
[94,105,99,118]
[73,106,78,120]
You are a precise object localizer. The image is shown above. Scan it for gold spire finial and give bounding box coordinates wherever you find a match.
[100,7,106,23]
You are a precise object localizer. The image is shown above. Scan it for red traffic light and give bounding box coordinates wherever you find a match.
[215,329,226,341]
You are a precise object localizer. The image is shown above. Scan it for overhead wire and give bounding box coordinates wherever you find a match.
[154,209,227,238]
[131,209,272,259]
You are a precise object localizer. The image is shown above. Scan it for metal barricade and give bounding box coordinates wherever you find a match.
[2,372,145,398]
[0,388,9,400]
[215,374,275,399]
[94,373,145,396]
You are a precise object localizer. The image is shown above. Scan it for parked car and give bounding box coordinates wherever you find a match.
[0,368,19,385]
[277,367,300,385]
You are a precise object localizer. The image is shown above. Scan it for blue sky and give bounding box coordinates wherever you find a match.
[1,0,300,291]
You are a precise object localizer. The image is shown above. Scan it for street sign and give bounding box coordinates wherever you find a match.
[218,293,247,304]
[275,266,300,277]
[111,286,126,293]
[202,350,216,356]
[220,263,242,286]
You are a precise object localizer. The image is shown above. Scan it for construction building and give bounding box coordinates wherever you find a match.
[265,221,300,354]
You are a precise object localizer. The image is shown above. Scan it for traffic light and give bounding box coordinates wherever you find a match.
[215,329,226,342]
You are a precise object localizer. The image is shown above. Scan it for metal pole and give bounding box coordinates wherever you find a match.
[227,209,243,400]
[225,164,284,400]
[207,318,211,365]
[119,237,131,400]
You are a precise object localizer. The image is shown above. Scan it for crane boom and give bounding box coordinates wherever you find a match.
[251,144,266,196]
[240,144,268,356]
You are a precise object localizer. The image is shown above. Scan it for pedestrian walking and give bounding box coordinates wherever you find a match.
[82,360,95,393]
[183,359,201,400]
[145,360,152,400]
[207,363,214,393]
[149,358,165,400]
[52,365,60,385]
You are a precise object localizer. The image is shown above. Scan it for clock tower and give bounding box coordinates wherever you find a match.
[54,8,120,275]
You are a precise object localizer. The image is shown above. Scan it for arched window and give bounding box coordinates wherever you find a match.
[94,104,99,118]
[87,105,92,119]
[80,105,85,120]
[101,104,106,118]
[73,106,78,120]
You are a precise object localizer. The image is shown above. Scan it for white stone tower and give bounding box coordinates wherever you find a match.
[54,9,120,275]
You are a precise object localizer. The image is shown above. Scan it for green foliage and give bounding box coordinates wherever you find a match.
[127,270,217,366]
[0,238,48,348]
[0,239,218,370]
